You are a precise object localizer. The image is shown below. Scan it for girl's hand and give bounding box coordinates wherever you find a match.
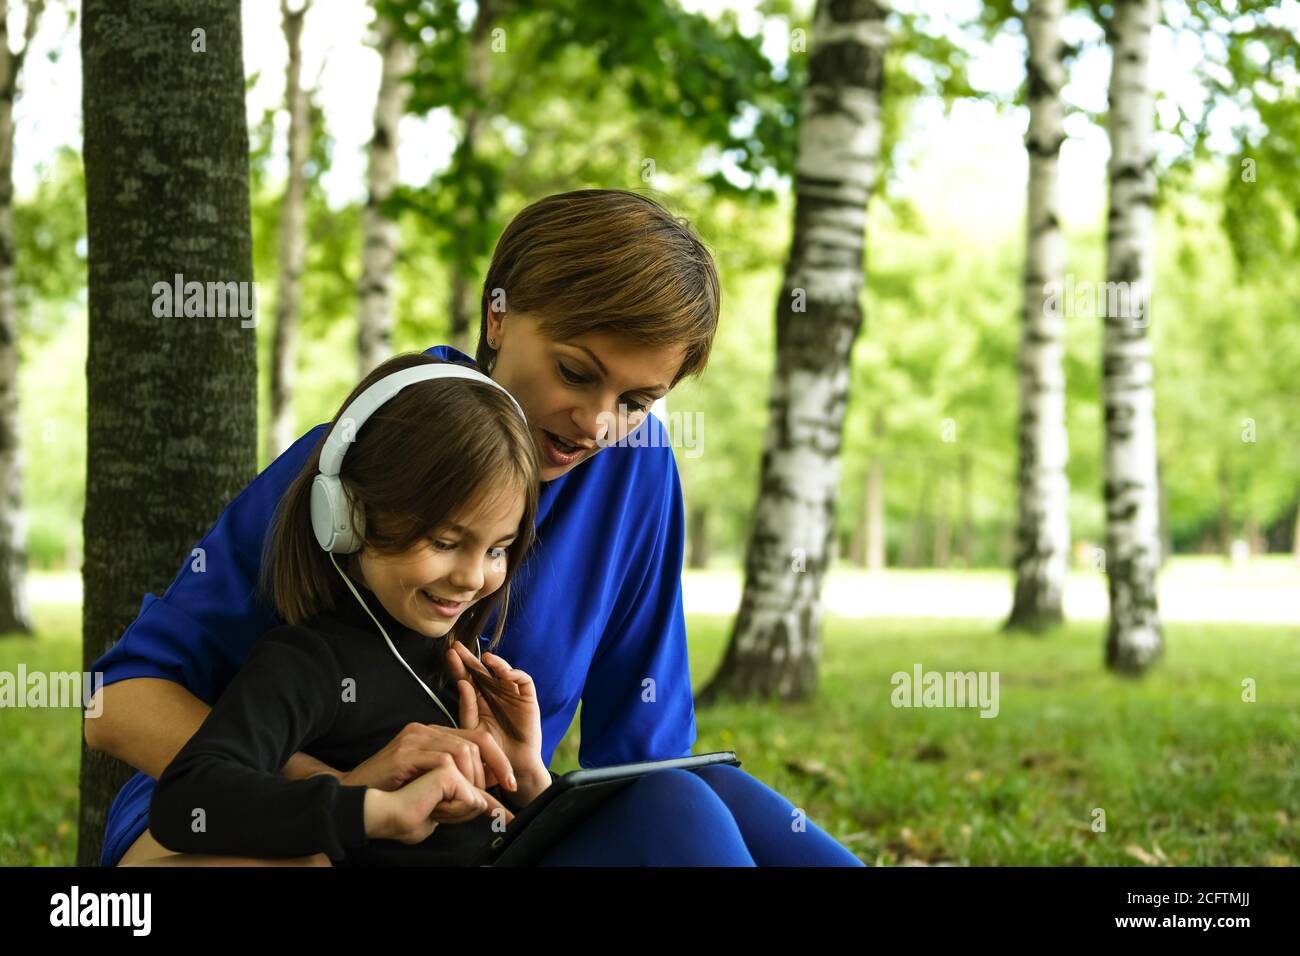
[364,753,514,845]
[446,643,547,780]
[340,720,514,794]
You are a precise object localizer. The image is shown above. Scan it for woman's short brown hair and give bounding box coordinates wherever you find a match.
[476,189,720,388]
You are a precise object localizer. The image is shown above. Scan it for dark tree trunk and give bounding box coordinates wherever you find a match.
[1293,495,1300,563]
[78,0,257,866]
[687,502,710,570]
[449,270,474,355]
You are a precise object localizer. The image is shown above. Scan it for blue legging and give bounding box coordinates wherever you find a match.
[534,765,865,866]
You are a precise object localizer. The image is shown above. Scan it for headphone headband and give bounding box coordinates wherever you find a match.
[318,363,526,478]
[311,361,527,553]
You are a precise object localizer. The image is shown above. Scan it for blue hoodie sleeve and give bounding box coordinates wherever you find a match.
[576,426,698,768]
[90,423,329,706]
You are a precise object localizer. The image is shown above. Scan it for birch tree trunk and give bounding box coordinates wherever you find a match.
[688,503,709,569]
[902,474,929,568]
[78,0,257,865]
[865,455,885,569]
[958,451,973,566]
[1102,0,1163,673]
[934,477,951,569]
[698,0,887,704]
[0,0,45,636]
[1216,457,1233,556]
[448,0,495,355]
[865,409,885,570]
[1007,0,1070,632]
[1157,452,1171,567]
[357,8,412,377]
[268,0,311,461]
[1292,496,1300,563]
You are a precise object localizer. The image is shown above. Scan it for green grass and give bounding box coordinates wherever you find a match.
[557,614,1300,866]
[3,601,1297,866]
[0,602,82,867]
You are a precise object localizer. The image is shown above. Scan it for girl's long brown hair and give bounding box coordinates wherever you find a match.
[257,352,540,741]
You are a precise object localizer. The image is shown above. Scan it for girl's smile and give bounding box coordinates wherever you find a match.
[418,591,466,618]
[353,482,526,638]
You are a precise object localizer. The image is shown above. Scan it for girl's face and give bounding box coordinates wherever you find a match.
[354,482,525,639]
[486,310,686,482]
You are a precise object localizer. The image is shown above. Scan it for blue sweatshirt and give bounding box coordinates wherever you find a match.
[93,344,697,866]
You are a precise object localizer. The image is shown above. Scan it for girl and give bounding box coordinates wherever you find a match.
[146,353,549,865]
[92,188,864,866]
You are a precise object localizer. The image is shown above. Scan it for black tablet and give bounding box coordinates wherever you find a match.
[484,751,742,866]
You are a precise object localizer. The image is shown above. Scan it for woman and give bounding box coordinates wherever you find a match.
[87,188,864,866]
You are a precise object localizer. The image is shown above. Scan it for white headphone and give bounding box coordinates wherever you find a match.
[311,361,528,727]
[311,362,526,555]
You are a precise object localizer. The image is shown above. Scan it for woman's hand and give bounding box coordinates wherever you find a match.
[364,753,515,844]
[446,643,547,781]
[340,720,516,794]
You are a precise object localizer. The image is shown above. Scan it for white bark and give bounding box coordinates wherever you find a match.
[865,455,885,570]
[1103,0,1163,672]
[447,0,495,355]
[0,0,45,635]
[702,0,887,703]
[357,11,411,378]
[268,0,312,461]
[864,409,885,570]
[1008,0,1070,631]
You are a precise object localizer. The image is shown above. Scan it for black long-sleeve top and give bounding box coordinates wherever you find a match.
[149,582,556,866]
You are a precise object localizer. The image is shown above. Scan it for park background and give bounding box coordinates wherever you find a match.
[0,0,1297,866]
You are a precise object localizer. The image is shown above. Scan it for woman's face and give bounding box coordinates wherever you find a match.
[354,482,525,639]
[486,310,686,482]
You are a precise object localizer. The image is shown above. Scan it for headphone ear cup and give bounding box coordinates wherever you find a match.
[311,474,362,554]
